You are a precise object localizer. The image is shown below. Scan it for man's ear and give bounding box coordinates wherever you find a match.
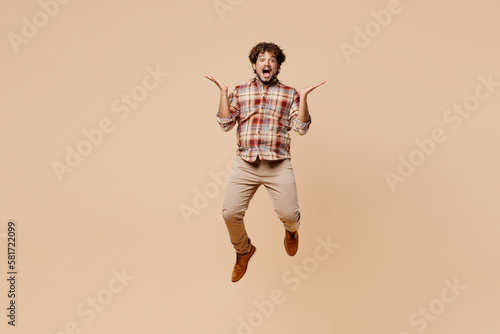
[252,63,256,71]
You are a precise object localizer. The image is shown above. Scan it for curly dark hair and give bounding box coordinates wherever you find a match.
[248,42,286,65]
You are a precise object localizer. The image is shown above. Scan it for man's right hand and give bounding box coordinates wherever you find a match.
[204,75,231,119]
[204,75,228,93]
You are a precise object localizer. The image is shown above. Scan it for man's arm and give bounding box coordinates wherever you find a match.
[204,75,230,119]
[297,81,326,123]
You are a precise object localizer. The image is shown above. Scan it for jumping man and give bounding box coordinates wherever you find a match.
[205,42,325,282]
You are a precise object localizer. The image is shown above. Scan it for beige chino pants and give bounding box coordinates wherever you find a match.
[222,156,301,254]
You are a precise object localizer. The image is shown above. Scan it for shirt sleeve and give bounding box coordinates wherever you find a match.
[216,88,240,132]
[289,90,311,135]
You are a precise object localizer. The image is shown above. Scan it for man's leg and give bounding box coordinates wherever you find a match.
[262,159,301,255]
[222,156,261,254]
[223,156,261,282]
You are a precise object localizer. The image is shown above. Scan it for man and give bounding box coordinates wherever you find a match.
[205,42,324,282]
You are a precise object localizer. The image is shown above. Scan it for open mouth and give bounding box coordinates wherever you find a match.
[262,68,271,78]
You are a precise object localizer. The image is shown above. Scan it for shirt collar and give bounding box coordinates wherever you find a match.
[253,76,279,91]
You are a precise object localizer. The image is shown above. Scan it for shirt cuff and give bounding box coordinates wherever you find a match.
[295,117,310,129]
[217,115,233,124]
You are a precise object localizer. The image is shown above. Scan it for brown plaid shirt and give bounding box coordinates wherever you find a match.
[217,77,311,162]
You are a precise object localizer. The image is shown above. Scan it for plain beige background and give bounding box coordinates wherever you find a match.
[1,0,499,333]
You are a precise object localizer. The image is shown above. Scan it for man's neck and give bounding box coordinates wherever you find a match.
[256,76,278,88]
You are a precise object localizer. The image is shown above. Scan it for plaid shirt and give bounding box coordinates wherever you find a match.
[217,77,311,162]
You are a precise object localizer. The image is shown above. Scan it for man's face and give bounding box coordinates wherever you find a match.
[252,52,280,85]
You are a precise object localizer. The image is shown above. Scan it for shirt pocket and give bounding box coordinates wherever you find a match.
[239,105,257,121]
[269,105,289,125]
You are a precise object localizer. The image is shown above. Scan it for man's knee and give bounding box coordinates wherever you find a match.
[277,208,301,225]
[222,207,245,223]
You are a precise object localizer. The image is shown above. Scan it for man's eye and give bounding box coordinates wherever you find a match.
[270,59,275,63]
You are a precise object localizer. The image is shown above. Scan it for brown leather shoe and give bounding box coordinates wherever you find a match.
[284,230,298,256]
[231,245,256,282]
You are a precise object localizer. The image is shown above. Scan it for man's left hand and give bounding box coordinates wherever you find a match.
[300,81,326,97]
